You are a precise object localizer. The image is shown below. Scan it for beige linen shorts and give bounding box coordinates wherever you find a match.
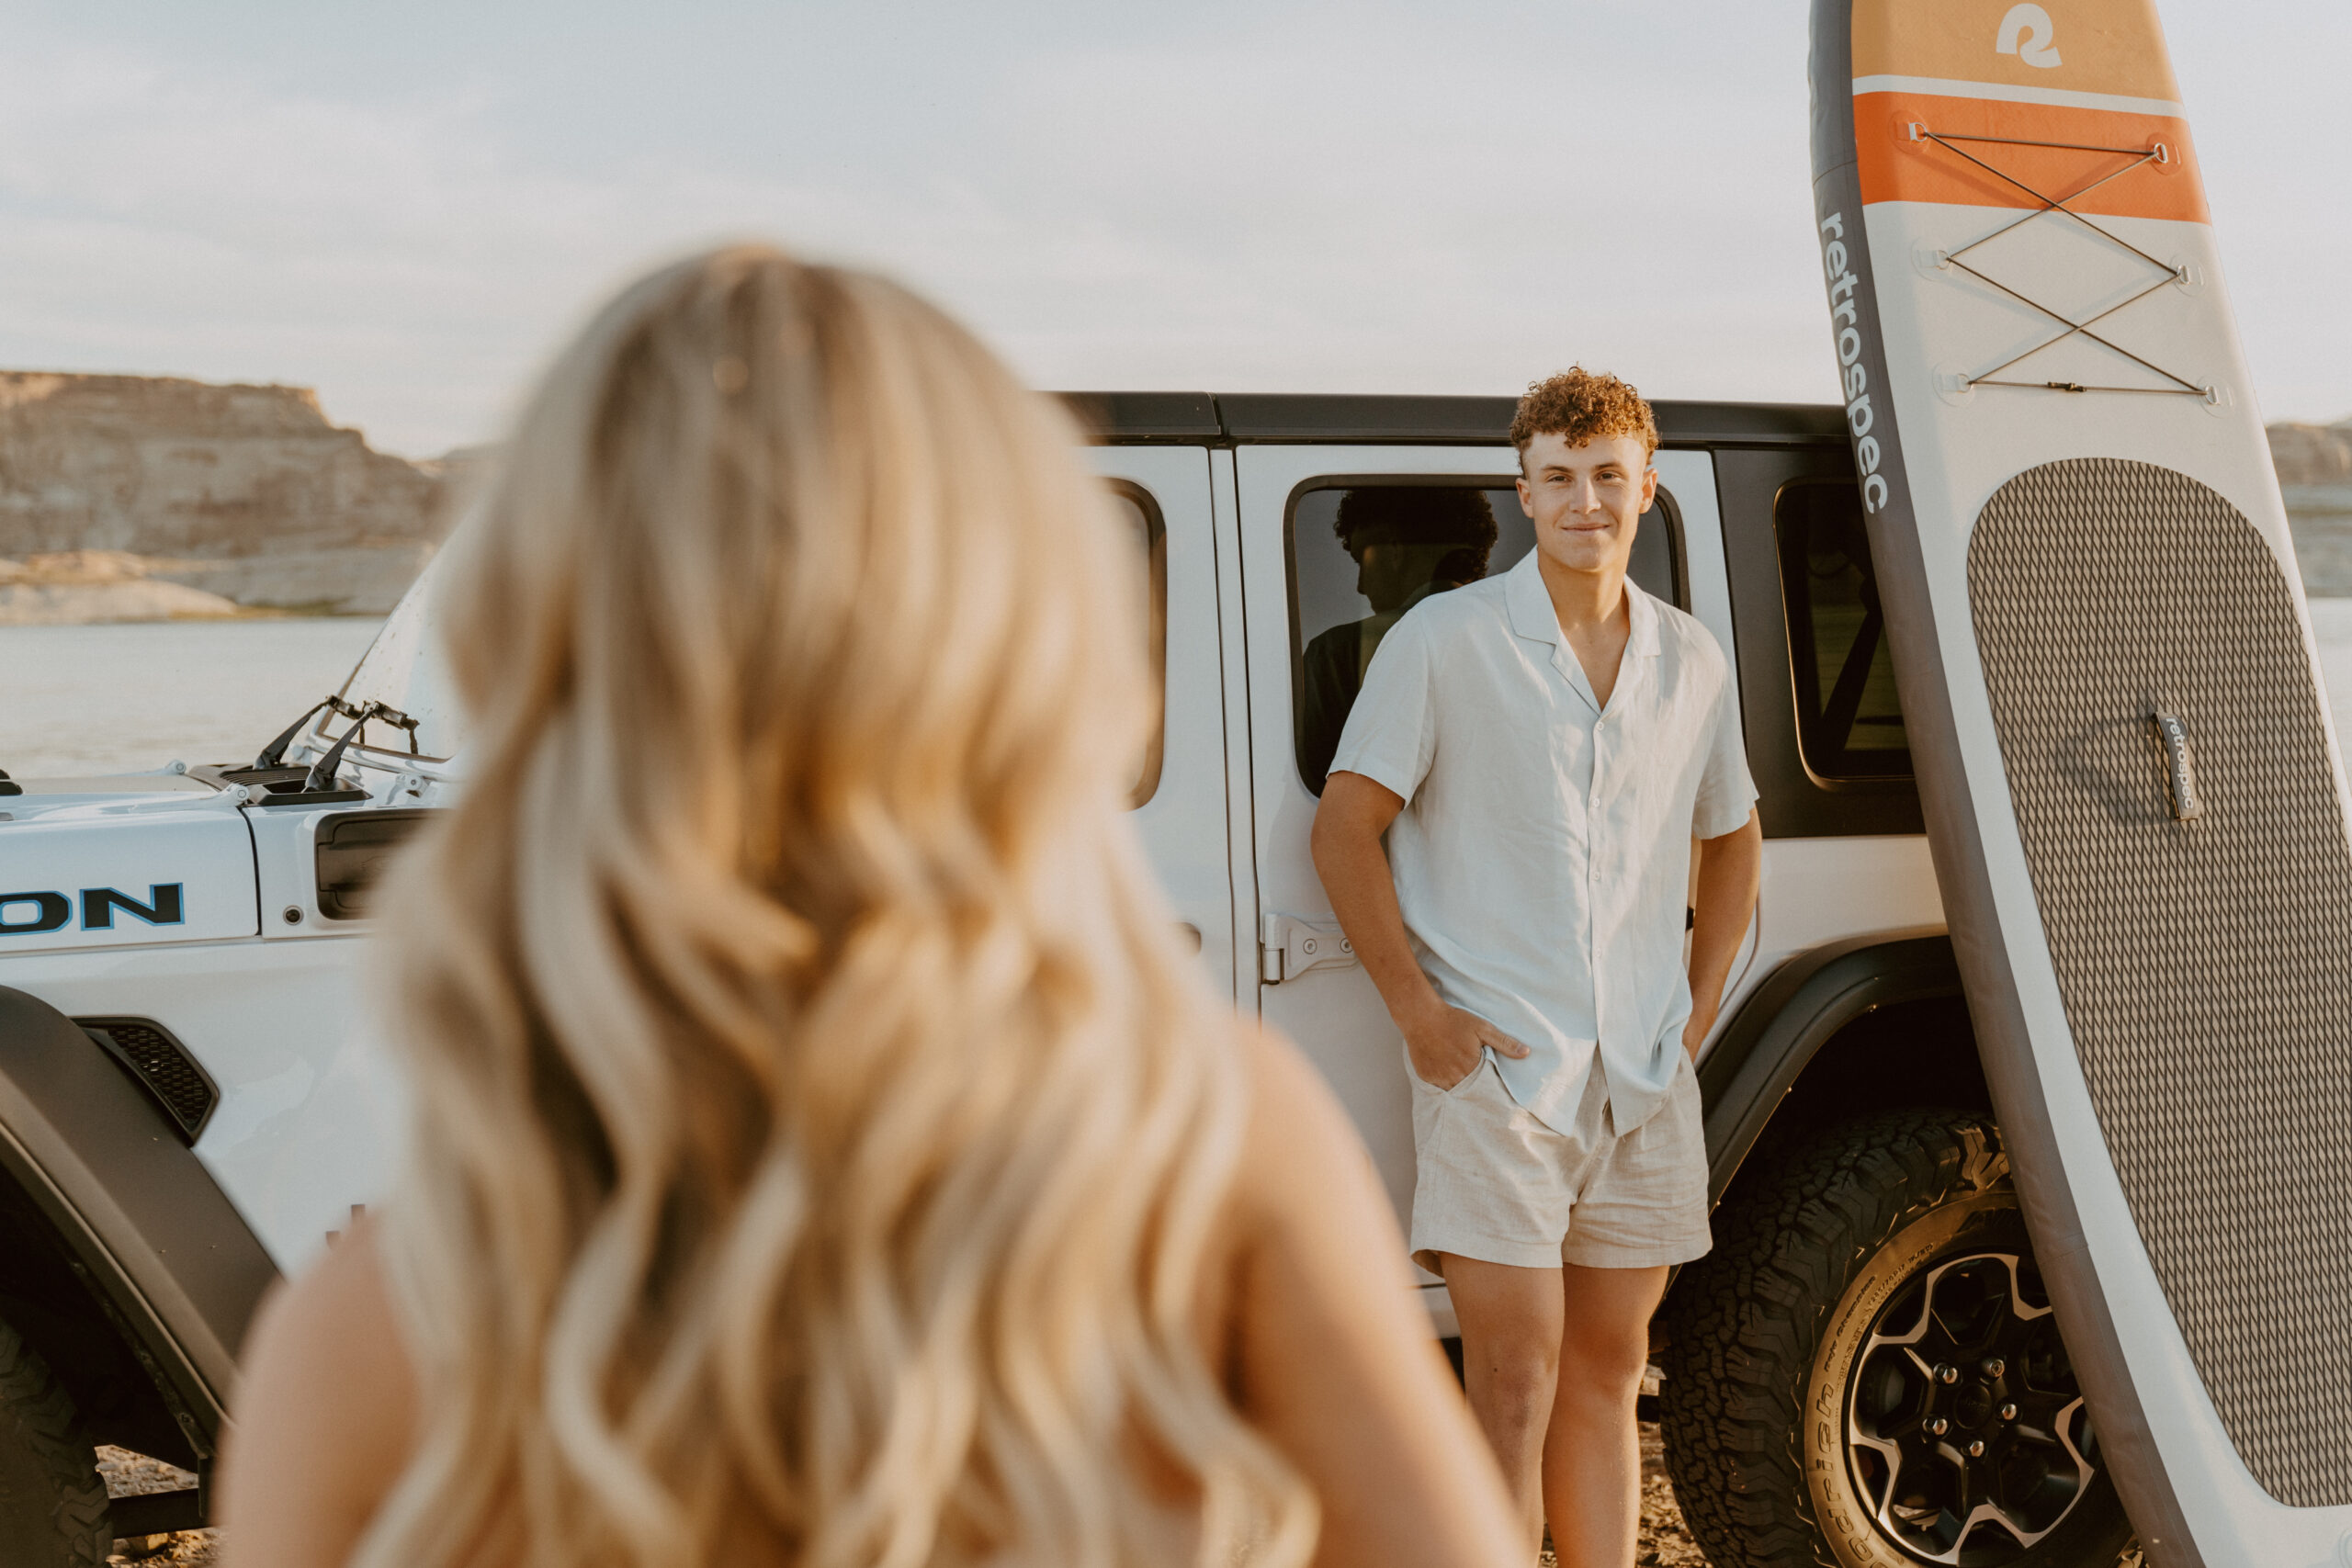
[1407,1046,1711,1273]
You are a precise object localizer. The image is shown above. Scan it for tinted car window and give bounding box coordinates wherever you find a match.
[1111,483,1167,807]
[1773,479,1910,780]
[1289,479,1681,794]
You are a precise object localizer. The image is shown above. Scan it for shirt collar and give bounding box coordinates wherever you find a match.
[1503,548,1662,660]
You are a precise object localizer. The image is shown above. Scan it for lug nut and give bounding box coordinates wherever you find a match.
[1983,1358,2006,1378]
[1927,1416,1950,1436]
[1999,1402,2018,1421]
[1937,1363,1959,1384]
[1968,1439,1986,1458]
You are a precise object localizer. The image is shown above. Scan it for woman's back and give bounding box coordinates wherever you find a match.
[219,248,1520,1568]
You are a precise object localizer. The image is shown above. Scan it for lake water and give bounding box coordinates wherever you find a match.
[14,606,2352,781]
[1,618,386,778]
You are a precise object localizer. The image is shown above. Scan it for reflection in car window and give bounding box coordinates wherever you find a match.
[1289,479,1681,794]
[1110,484,1168,808]
[1295,488,1498,793]
[1774,479,1910,780]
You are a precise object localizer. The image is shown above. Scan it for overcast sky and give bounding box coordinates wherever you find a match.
[2,1,2345,457]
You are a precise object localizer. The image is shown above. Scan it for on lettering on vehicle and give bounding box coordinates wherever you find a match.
[81,885,187,931]
[0,885,187,935]
[0,892,74,935]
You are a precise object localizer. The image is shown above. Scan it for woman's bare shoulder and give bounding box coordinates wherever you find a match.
[1215,1025,1524,1566]
[218,1219,418,1566]
[1228,1026,1400,1243]
[1196,1028,1401,1366]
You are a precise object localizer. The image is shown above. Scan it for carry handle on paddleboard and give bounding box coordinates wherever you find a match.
[2150,710,2202,821]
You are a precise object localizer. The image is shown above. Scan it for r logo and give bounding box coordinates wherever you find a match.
[1996,4,2063,69]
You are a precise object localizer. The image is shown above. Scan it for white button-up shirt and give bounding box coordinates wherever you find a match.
[1329,550,1757,1135]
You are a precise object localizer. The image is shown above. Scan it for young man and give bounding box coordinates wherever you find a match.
[1310,369,1761,1565]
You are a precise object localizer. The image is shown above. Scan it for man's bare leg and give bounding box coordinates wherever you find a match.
[1441,1254,1564,1558]
[1542,1263,1669,1568]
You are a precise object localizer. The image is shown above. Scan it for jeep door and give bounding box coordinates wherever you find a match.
[1083,446,1241,993]
[1236,442,1735,1311]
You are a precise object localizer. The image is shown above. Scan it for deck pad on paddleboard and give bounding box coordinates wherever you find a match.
[1969,458,2352,1506]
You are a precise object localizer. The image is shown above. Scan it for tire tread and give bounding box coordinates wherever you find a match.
[1658,1109,2003,1568]
[0,1315,112,1566]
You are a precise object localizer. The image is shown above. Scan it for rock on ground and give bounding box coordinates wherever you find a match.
[98,1447,216,1565]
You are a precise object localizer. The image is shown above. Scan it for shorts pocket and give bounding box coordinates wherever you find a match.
[1408,1046,1490,1098]
[1670,1050,1704,1130]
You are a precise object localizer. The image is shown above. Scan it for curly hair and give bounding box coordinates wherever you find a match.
[1508,367,1657,466]
[1331,487,1498,576]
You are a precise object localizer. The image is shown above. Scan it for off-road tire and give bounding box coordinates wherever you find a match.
[0,1313,110,1566]
[1658,1109,2134,1568]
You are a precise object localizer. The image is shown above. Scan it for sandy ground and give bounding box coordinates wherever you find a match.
[99,1427,1704,1566]
[1636,1423,1710,1567]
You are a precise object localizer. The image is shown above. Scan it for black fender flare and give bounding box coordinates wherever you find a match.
[0,987,278,1457]
[1698,929,1961,1202]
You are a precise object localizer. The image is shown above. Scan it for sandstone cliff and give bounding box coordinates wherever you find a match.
[0,371,461,618]
[2271,420,2352,488]
[2272,420,2352,595]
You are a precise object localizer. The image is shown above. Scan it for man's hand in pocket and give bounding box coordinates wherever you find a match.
[1400,1001,1531,1091]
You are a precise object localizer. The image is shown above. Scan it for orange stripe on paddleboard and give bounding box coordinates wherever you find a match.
[1852,0,2180,105]
[1854,90,2208,224]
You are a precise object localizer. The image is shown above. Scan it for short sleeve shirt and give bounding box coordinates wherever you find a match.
[1329,550,1757,1136]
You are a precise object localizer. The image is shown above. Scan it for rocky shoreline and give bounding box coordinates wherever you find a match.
[0,546,435,624]
[2275,418,2352,594]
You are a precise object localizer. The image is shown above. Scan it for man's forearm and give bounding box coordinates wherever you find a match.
[1312,818,1440,1027]
[1686,812,1763,1048]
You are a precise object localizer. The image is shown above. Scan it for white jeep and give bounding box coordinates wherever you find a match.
[0,392,2126,1567]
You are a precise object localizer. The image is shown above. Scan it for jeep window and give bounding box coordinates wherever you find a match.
[1288,479,1683,794]
[1774,479,1910,780]
[1112,481,1167,807]
[330,481,1167,793]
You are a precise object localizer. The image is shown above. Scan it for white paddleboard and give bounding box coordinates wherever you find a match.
[1810,3,2352,1564]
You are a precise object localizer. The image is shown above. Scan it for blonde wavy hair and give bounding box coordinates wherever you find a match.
[356,247,1315,1568]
